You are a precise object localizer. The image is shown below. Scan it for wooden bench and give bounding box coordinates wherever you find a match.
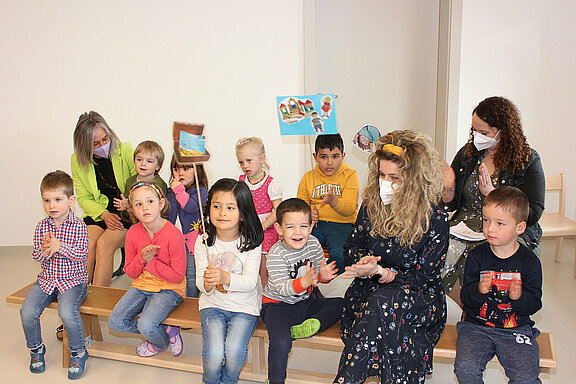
[6,283,557,383]
[540,173,576,277]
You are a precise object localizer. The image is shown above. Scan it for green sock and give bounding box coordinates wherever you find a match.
[290,318,321,339]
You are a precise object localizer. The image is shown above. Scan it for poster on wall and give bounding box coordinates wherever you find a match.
[352,124,382,153]
[276,94,338,136]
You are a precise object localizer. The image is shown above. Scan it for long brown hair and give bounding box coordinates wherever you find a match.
[464,96,531,173]
[363,130,444,246]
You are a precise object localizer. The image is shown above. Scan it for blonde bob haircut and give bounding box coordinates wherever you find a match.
[363,130,444,247]
[235,137,270,171]
[73,111,120,168]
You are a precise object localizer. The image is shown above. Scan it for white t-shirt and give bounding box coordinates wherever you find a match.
[194,235,262,316]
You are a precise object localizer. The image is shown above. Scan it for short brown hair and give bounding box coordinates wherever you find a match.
[40,170,74,197]
[276,198,312,225]
[484,186,529,223]
[134,141,165,174]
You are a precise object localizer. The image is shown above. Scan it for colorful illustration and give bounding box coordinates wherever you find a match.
[277,94,338,136]
[208,251,243,274]
[353,124,382,153]
[172,121,210,163]
[179,131,206,157]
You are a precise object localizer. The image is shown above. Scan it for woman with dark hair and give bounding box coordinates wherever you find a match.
[334,130,449,384]
[441,96,545,306]
[71,111,136,287]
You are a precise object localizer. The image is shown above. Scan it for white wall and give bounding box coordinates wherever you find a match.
[0,0,306,246]
[316,0,440,190]
[456,0,576,219]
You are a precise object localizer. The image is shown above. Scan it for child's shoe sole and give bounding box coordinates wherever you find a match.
[290,318,321,339]
[169,328,184,356]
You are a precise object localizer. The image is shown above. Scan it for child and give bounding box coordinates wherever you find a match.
[108,182,186,358]
[236,137,282,286]
[297,133,359,273]
[167,155,208,298]
[261,198,344,384]
[194,178,264,384]
[113,140,168,211]
[20,170,89,379]
[454,186,543,384]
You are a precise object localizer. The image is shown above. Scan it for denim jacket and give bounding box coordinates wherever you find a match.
[444,145,545,247]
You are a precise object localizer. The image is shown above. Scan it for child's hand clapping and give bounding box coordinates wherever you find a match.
[320,186,338,209]
[113,194,129,211]
[509,276,523,300]
[301,262,318,289]
[41,232,61,257]
[141,245,161,263]
[478,271,495,294]
[318,259,338,284]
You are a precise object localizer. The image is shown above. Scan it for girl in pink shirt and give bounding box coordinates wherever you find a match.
[236,137,282,287]
[108,182,186,357]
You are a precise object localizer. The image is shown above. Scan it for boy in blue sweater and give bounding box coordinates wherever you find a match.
[454,186,543,384]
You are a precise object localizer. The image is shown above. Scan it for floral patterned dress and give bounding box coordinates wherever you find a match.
[335,205,449,384]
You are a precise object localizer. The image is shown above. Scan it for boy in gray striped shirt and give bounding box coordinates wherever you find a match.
[261,198,344,384]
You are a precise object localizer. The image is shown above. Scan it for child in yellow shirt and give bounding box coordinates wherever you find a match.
[297,134,359,273]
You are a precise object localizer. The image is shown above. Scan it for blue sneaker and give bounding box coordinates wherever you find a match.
[68,350,88,380]
[29,345,46,373]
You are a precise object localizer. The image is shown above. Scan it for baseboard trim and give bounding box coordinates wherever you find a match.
[0,245,33,255]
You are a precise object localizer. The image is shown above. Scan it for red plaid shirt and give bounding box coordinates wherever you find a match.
[32,210,89,294]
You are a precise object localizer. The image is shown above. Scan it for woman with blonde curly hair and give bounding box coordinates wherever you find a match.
[334,130,449,384]
[441,97,545,306]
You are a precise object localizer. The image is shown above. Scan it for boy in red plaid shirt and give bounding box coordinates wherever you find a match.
[20,170,89,379]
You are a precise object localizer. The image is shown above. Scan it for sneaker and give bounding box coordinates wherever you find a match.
[166,326,183,356]
[290,318,321,339]
[68,350,88,380]
[29,345,46,374]
[135,341,163,357]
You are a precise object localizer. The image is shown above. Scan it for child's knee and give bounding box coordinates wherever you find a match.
[20,303,40,322]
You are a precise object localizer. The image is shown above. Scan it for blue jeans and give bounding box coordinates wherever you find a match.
[454,321,541,384]
[311,221,353,274]
[108,288,183,349]
[186,245,199,298]
[200,308,259,384]
[20,282,87,353]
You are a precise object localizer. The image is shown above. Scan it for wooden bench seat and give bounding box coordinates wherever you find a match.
[6,283,557,383]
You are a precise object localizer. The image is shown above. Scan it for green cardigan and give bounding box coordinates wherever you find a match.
[71,142,136,221]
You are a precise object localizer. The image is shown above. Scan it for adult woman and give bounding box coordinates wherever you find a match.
[334,130,448,384]
[71,111,136,287]
[441,97,545,305]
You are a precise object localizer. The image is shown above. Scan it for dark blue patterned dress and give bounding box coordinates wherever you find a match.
[334,205,448,384]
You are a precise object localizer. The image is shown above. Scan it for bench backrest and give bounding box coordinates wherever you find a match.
[545,174,565,215]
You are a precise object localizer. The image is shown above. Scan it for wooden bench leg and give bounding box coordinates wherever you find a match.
[250,336,267,375]
[62,314,102,368]
[554,237,563,262]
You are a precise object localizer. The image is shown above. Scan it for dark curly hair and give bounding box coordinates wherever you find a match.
[464,96,531,173]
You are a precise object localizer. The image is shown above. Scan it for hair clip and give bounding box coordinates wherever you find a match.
[382,144,404,157]
[236,138,251,146]
[129,182,164,199]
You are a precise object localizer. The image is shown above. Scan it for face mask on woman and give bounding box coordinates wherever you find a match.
[93,141,111,158]
[473,130,500,151]
[379,179,396,205]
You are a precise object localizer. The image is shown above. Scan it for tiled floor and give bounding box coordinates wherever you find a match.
[2,239,574,383]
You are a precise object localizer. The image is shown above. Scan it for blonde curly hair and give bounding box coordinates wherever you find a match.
[363,130,444,246]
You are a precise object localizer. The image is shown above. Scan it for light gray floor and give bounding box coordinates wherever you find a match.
[2,238,574,383]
